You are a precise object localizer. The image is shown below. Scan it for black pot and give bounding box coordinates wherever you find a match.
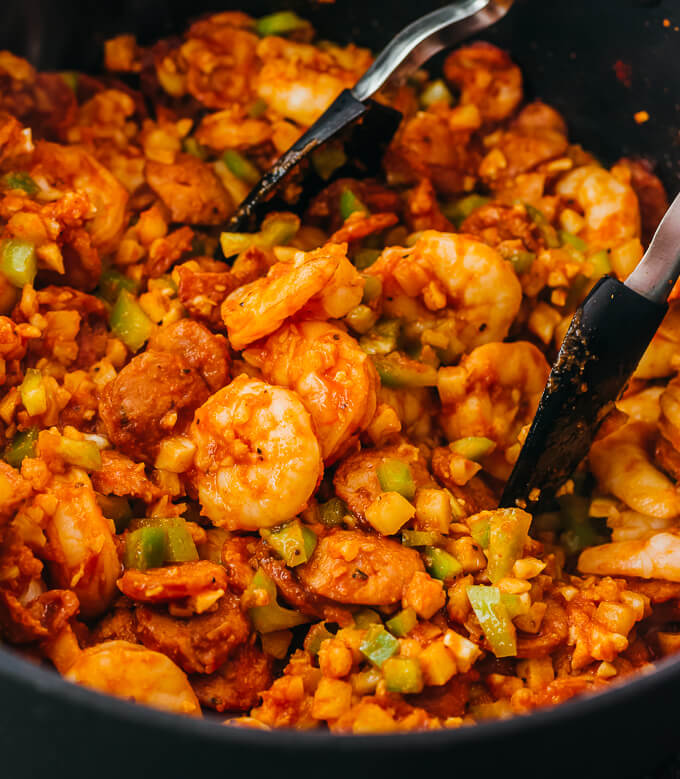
[1,1,679,776]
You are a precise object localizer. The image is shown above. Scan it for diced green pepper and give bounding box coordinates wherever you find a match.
[500,592,530,619]
[498,245,536,274]
[255,10,309,37]
[467,584,517,658]
[245,569,309,634]
[420,79,453,109]
[311,145,347,181]
[20,369,47,417]
[182,137,207,160]
[442,194,490,228]
[560,523,603,555]
[220,213,299,257]
[260,519,317,567]
[559,230,588,252]
[166,525,199,563]
[449,436,495,462]
[60,71,78,91]
[247,98,268,118]
[525,204,560,248]
[485,508,532,584]
[359,624,399,667]
[352,668,382,695]
[353,608,382,629]
[3,427,38,468]
[304,622,334,655]
[385,607,418,637]
[382,656,424,694]
[110,289,154,352]
[95,493,133,533]
[372,353,438,388]
[588,249,611,278]
[318,497,347,527]
[124,527,167,570]
[344,304,378,334]
[97,268,139,304]
[377,459,416,500]
[401,530,443,548]
[222,150,260,186]
[340,189,368,220]
[58,437,102,471]
[359,319,400,355]
[469,516,490,549]
[422,546,463,581]
[2,172,38,195]
[361,274,382,303]
[353,248,381,270]
[0,239,37,288]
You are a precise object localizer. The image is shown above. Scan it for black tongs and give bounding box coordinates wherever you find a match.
[501,192,680,510]
[227,0,514,231]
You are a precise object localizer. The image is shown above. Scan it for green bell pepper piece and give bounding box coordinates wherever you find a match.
[469,516,491,549]
[124,527,167,570]
[110,289,154,352]
[3,427,38,468]
[442,194,490,228]
[372,353,438,389]
[247,98,268,118]
[525,204,560,248]
[57,437,102,471]
[359,319,400,356]
[318,497,346,527]
[339,189,368,220]
[311,145,347,181]
[95,493,133,532]
[260,519,317,567]
[182,137,208,160]
[344,304,378,334]
[245,569,309,634]
[449,436,495,462]
[385,607,418,637]
[304,622,334,656]
[255,10,309,37]
[401,530,443,548]
[560,230,588,251]
[588,250,611,278]
[128,516,199,563]
[0,238,37,288]
[359,624,399,667]
[485,509,532,584]
[377,459,416,500]
[361,274,382,303]
[353,248,381,270]
[420,79,453,109]
[2,172,38,195]
[97,268,139,304]
[353,608,382,629]
[222,150,260,186]
[467,584,517,658]
[422,546,463,581]
[382,656,423,694]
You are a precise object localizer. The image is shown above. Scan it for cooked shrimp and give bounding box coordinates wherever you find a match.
[297,529,424,605]
[589,422,680,519]
[189,375,323,530]
[222,243,363,351]
[243,320,378,463]
[438,341,550,480]
[443,42,522,122]
[607,510,675,542]
[194,107,271,151]
[333,442,436,521]
[578,532,680,581]
[660,375,680,451]
[40,475,120,618]
[30,141,128,254]
[65,640,202,716]
[555,165,640,251]
[615,157,669,245]
[367,232,522,354]
[255,37,371,126]
[635,303,680,379]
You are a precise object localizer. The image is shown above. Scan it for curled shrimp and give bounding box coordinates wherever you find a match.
[189,375,323,530]
[255,37,371,126]
[367,231,522,354]
[243,320,378,463]
[438,341,550,480]
[616,386,663,424]
[65,640,202,716]
[660,375,680,451]
[39,474,120,619]
[555,164,640,252]
[30,141,128,254]
[221,243,363,351]
[194,107,271,151]
[607,510,676,543]
[635,303,680,379]
[578,532,680,582]
[589,421,680,519]
[443,42,523,122]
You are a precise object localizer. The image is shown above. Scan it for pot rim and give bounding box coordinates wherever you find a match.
[1,639,679,749]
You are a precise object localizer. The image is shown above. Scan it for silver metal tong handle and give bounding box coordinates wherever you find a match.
[625,191,680,305]
[352,0,514,102]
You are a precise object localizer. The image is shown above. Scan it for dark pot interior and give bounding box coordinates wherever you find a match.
[1,1,679,776]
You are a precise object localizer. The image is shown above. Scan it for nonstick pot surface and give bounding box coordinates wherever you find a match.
[1,1,680,777]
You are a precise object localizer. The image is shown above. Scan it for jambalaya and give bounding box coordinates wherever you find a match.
[0,10,677,732]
